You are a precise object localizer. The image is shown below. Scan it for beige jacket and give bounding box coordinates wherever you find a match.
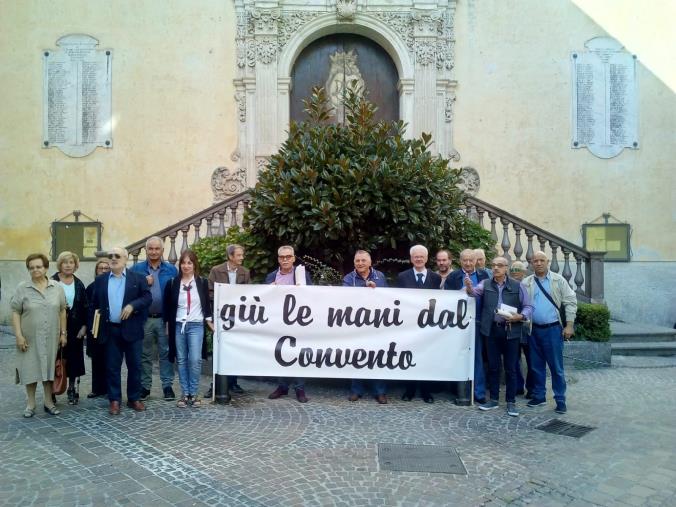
[523,270,577,334]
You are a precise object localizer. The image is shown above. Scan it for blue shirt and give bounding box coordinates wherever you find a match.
[108,270,126,323]
[531,272,560,325]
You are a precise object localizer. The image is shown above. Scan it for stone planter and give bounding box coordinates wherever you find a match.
[564,340,612,369]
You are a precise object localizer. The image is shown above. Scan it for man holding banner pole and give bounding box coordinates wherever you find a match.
[343,250,389,404]
[265,245,312,403]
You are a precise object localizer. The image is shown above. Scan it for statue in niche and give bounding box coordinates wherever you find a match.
[458,167,480,197]
[325,49,365,122]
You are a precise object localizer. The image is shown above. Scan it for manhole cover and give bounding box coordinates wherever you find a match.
[536,419,596,438]
[378,443,467,474]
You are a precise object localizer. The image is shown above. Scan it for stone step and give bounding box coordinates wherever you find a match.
[609,321,676,343]
[611,341,676,357]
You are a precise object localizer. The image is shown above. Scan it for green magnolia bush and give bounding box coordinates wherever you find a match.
[245,86,493,273]
[573,303,611,342]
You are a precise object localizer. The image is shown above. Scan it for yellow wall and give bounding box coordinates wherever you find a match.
[0,0,237,259]
[453,0,676,261]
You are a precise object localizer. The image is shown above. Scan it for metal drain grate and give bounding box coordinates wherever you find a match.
[378,443,467,474]
[536,419,596,438]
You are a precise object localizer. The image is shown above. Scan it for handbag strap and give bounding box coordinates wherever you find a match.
[534,276,563,321]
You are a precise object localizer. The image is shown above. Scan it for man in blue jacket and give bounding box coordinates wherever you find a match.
[130,236,178,401]
[90,247,152,415]
[343,250,389,404]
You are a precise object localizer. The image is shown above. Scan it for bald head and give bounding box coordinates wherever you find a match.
[532,250,550,277]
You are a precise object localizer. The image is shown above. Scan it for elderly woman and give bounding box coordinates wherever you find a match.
[51,251,88,405]
[85,258,110,398]
[11,253,67,417]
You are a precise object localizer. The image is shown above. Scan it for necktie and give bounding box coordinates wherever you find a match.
[416,273,424,287]
[183,283,192,315]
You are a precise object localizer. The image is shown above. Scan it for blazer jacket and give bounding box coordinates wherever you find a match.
[208,262,251,300]
[396,268,442,289]
[264,267,313,285]
[163,275,212,362]
[89,270,152,344]
[444,268,490,290]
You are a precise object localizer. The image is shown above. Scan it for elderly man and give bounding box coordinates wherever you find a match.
[265,245,312,403]
[445,249,490,404]
[343,250,388,404]
[523,251,577,414]
[509,260,533,397]
[131,237,177,401]
[208,243,251,396]
[396,245,441,403]
[90,247,152,415]
[465,256,533,417]
[434,249,453,289]
[474,249,493,278]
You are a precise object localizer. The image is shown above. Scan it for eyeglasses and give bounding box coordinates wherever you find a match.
[108,253,122,259]
[278,255,294,260]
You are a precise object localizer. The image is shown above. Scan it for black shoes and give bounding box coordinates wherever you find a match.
[230,384,245,394]
[139,387,151,401]
[163,386,176,401]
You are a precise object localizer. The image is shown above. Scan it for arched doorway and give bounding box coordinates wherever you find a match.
[290,34,400,124]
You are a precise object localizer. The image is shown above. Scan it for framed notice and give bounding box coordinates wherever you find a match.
[51,221,103,261]
[582,223,630,262]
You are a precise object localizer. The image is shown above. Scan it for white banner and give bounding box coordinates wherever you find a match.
[213,284,475,381]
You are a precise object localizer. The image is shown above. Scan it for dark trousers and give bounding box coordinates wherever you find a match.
[227,376,238,388]
[403,381,432,398]
[486,323,520,403]
[90,342,108,395]
[515,343,534,394]
[105,326,143,402]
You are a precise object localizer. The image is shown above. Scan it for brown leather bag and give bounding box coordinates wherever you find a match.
[53,347,67,395]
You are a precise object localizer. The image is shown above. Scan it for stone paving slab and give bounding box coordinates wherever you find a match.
[0,348,675,506]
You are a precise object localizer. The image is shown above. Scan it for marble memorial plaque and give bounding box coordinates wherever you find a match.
[571,37,638,159]
[42,34,112,157]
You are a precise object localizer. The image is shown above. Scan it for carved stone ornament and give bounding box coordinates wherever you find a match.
[412,11,443,37]
[235,92,246,122]
[447,148,461,162]
[326,50,365,121]
[415,40,436,66]
[249,8,281,34]
[444,95,455,123]
[256,157,269,173]
[371,12,414,50]
[336,0,357,21]
[458,166,480,196]
[211,166,247,201]
[255,37,277,65]
[278,12,321,49]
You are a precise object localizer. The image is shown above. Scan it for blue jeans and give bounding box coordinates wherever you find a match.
[351,379,386,396]
[516,343,534,394]
[529,324,566,402]
[485,324,520,403]
[105,326,143,402]
[175,322,204,397]
[141,317,174,390]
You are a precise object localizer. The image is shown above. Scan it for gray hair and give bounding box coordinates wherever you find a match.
[354,250,371,259]
[277,245,295,255]
[227,244,244,257]
[409,244,428,256]
[459,248,475,259]
[145,236,164,251]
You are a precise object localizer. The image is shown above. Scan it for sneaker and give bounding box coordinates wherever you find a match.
[478,400,499,411]
[295,388,308,403]
[527,398,547,408]
[163,386,176,401]
[268,386,289,399]
[139,387,151,401]
[506,402,519,417]
[555,401,567,414]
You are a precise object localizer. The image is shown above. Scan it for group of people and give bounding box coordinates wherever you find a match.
[11,239,576,419]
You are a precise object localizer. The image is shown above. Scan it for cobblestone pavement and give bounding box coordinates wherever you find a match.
[0,344,674,506]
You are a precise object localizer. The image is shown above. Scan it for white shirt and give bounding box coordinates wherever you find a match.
[176,277,204,323]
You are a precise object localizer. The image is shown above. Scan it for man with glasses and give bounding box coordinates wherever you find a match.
[522,251,577,414]
[90,247,152,415]
[265,245,312,403]
[131,236,178,402]
[465,256,532,417]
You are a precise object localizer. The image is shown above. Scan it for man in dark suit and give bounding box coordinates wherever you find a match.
[207,243,251,397]
[396,244,441,403]
[90,247,152,415]
[445,249,490,404]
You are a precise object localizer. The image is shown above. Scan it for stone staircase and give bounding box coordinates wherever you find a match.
[610,321,676,357]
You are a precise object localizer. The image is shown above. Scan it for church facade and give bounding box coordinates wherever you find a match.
[1,0,674,326]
